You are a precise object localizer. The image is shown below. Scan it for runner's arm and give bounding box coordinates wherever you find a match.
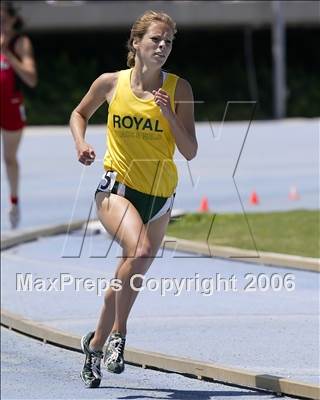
[5,36,37,88]
[69,73,117,165]
[154,78,197,161]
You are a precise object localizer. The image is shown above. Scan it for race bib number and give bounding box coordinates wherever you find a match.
[98,171,117,193]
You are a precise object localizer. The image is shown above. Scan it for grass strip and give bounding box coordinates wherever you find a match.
[167,210,319,258]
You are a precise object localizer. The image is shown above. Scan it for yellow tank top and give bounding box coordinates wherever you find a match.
[103,68,179,197]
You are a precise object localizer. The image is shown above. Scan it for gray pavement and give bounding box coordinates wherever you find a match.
[1,232,319,386]
[1,327,288,400]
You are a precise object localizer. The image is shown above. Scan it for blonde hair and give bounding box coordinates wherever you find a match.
[127,10,177,68]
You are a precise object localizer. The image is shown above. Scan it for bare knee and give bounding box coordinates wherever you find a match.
[135,243,153,259]
[121,243,154,276]
[125,241,154,260]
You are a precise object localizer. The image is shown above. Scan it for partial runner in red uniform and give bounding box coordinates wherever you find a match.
[0,1,37,228]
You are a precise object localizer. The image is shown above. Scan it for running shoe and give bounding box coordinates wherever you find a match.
[104,332,126,374]
[9,204,20,229]
[80,331,103,388]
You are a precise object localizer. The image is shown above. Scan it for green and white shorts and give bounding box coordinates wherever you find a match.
[95,171,175,224]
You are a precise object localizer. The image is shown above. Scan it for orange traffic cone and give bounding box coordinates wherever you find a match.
[289,186,300,201]
[199,196,209,212]
[249,191,259,205]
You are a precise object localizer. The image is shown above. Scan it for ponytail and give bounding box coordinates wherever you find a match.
[126,38,136,68]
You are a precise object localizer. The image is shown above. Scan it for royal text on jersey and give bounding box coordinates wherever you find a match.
[113,114,163,132]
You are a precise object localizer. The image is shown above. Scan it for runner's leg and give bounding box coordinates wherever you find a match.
[2,130,23,227]
[2,129,23,198]
[90,192,171,348]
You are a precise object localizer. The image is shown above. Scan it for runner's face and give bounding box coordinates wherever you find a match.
[134,22,174,67]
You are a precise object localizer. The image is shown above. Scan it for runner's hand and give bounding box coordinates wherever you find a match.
[77,142,96,166]
[153,89,174,120]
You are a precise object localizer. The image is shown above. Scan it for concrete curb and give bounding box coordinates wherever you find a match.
[1,309,319,400]
[84,220,318,272]
[2,219,317,272]
[1,220,86,251]
[163,236,319,272]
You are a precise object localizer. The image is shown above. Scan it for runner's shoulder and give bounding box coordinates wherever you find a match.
[95,72,120,92]
[175,76,194,102]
